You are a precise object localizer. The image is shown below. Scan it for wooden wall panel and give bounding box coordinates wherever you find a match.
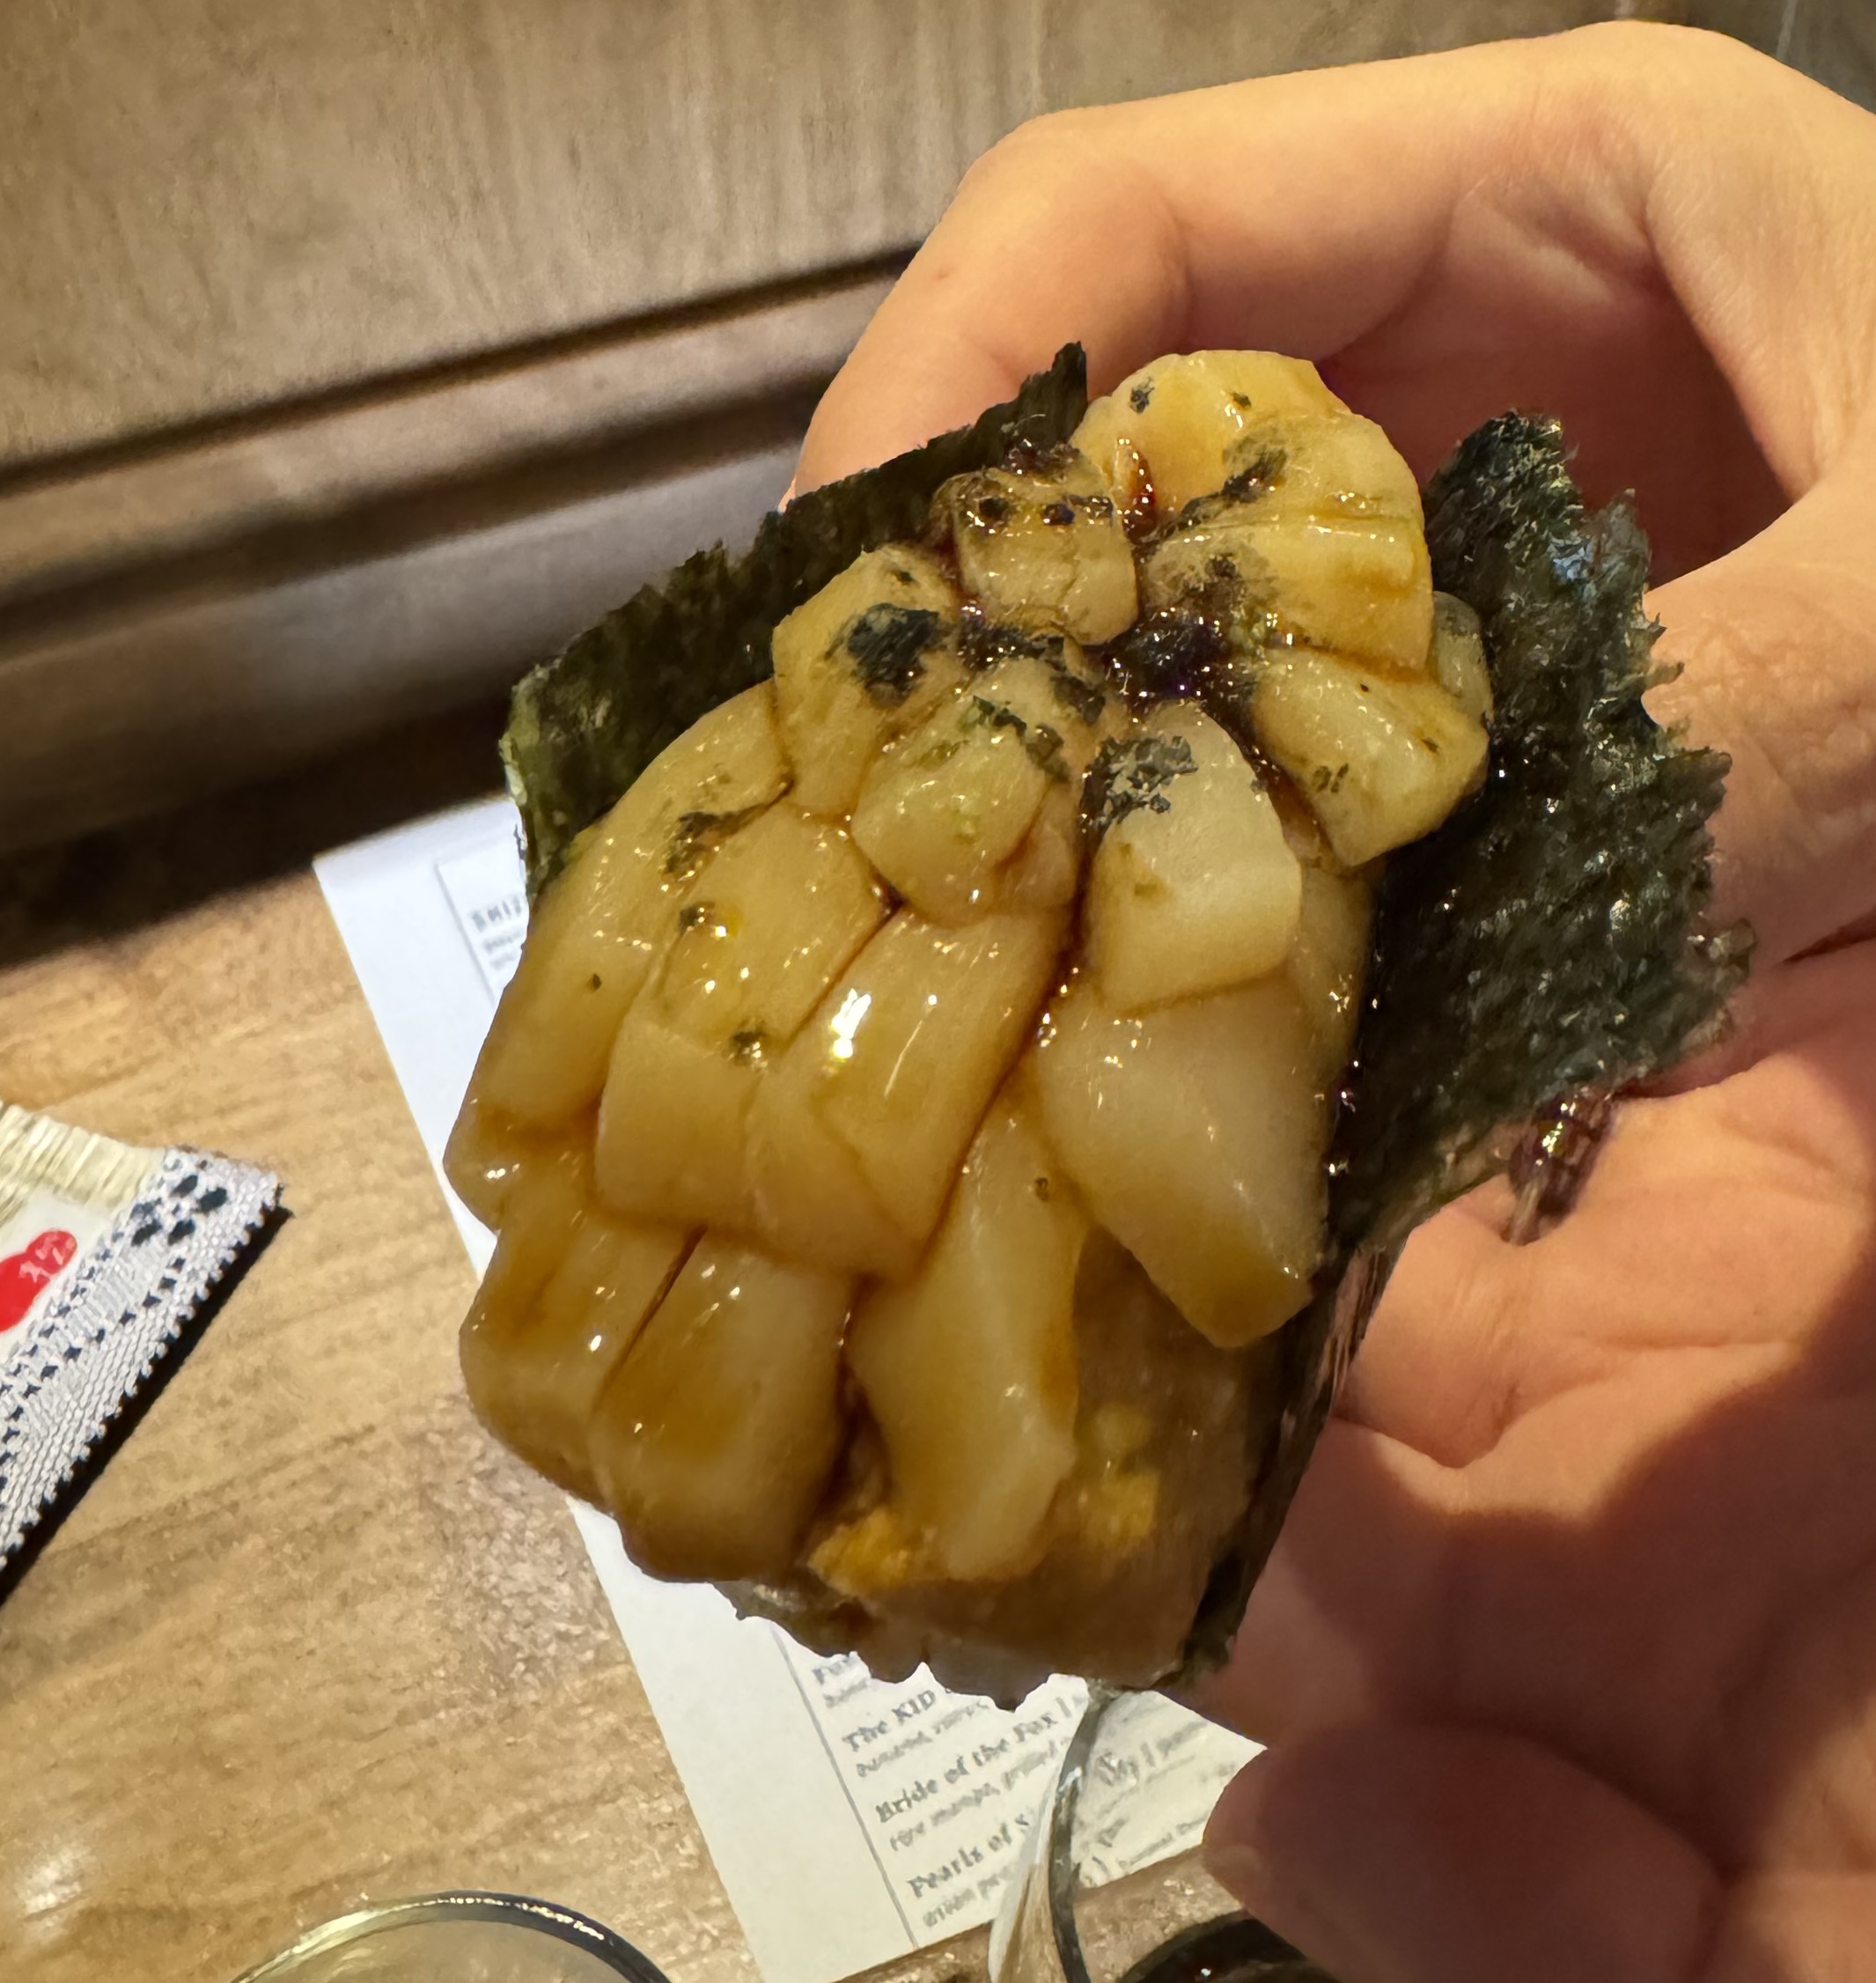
[0,0,1034,468]
[3,0,1666,472]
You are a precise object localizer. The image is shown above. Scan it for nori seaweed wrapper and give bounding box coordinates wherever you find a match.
[497,355,1745,1685]
[1181,412,1747,1672]
[1343,412,1747,1252]
[504,346,1089,897]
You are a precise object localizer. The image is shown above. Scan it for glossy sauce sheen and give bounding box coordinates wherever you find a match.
[446,350,1491,1692]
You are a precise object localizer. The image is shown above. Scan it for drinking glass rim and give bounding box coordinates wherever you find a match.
[227,1889,673,1983]
[1039,1694,1331,1983]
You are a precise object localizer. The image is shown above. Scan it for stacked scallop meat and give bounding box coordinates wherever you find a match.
[446,351,1493,1689]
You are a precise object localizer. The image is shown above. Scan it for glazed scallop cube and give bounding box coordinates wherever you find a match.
[1143,502,1432,679]
[1072,350,1344,516]
[1085,704,1302,1012]
[591,1240,853,1581]
[1034,975,1328,1346]
[842,1087,1086,1583]
[1254,514,1432,675]
[746,1044,924,1282]
[850,655,1085,923]
[771,545,966,816]
[469,683,787,1124]
[462,1212,690,1504]
[1239,409,1424,533]
[940,452,1137,644]
[592,803,887,1231]
[654,804,889,1052]
[751,904,1068,1267]
[811,905,1068,1248]
[1251,648,1489,866]
[594,1016,763,1233]
[444,1097,561,1231]
[458,1134,688,1505]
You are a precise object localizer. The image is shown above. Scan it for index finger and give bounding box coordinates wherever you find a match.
[795,46,1503,486]
[795,24,1872,506]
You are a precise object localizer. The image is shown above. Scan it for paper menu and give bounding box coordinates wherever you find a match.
[570,1500,1096,1974]
[436,836,532,1001]
[315,798,1254,1983]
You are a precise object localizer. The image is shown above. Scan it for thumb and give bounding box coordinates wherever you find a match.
[1202,1724,1718,1983]
[1647,461,1876,968]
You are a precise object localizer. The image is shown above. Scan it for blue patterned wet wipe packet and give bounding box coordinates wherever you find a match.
[0,1102,282,1593]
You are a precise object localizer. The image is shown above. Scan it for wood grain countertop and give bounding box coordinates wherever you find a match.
[0,736,1228,1983]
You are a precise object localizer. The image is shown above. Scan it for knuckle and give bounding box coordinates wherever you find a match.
[965,105,1107,195]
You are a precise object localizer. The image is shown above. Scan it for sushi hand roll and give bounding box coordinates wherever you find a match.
[445,349,1742,1700]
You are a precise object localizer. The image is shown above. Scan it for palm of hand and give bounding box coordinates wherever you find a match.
[1208,939,1876,1975]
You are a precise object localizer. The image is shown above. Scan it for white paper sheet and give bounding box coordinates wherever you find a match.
[317,798,1254,1983]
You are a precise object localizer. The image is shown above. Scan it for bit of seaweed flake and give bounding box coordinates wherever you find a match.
[844,603,944,706]
[959,616,1056,672]
[1129,380,1154,414]
[1081,734,1196,842]
[1041,500,1076,527]
[962,696,1068,778]
[666,807,763,881]
[965,695,1027,737]
[1221,446,1288,503]
[1046,663,1107,727]
[1023,722,1071,783]
[1004,439,1082,479]
[960,611,1106,726]
[502,344,1088,896]
[1104,593,1236,708]
[909,735,967,772]
[1150,481,1278,546]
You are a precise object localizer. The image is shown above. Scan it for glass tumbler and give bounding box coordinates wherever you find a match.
[990,1693,1336,1983]
[227,1891,672,1983]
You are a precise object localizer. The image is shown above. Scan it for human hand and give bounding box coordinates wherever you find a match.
[791,22,1876,1979]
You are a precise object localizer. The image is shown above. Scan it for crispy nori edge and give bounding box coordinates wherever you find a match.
[1179,413,1748,1675]
[503,345,1090,896]
[1341,413,1747,1251]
